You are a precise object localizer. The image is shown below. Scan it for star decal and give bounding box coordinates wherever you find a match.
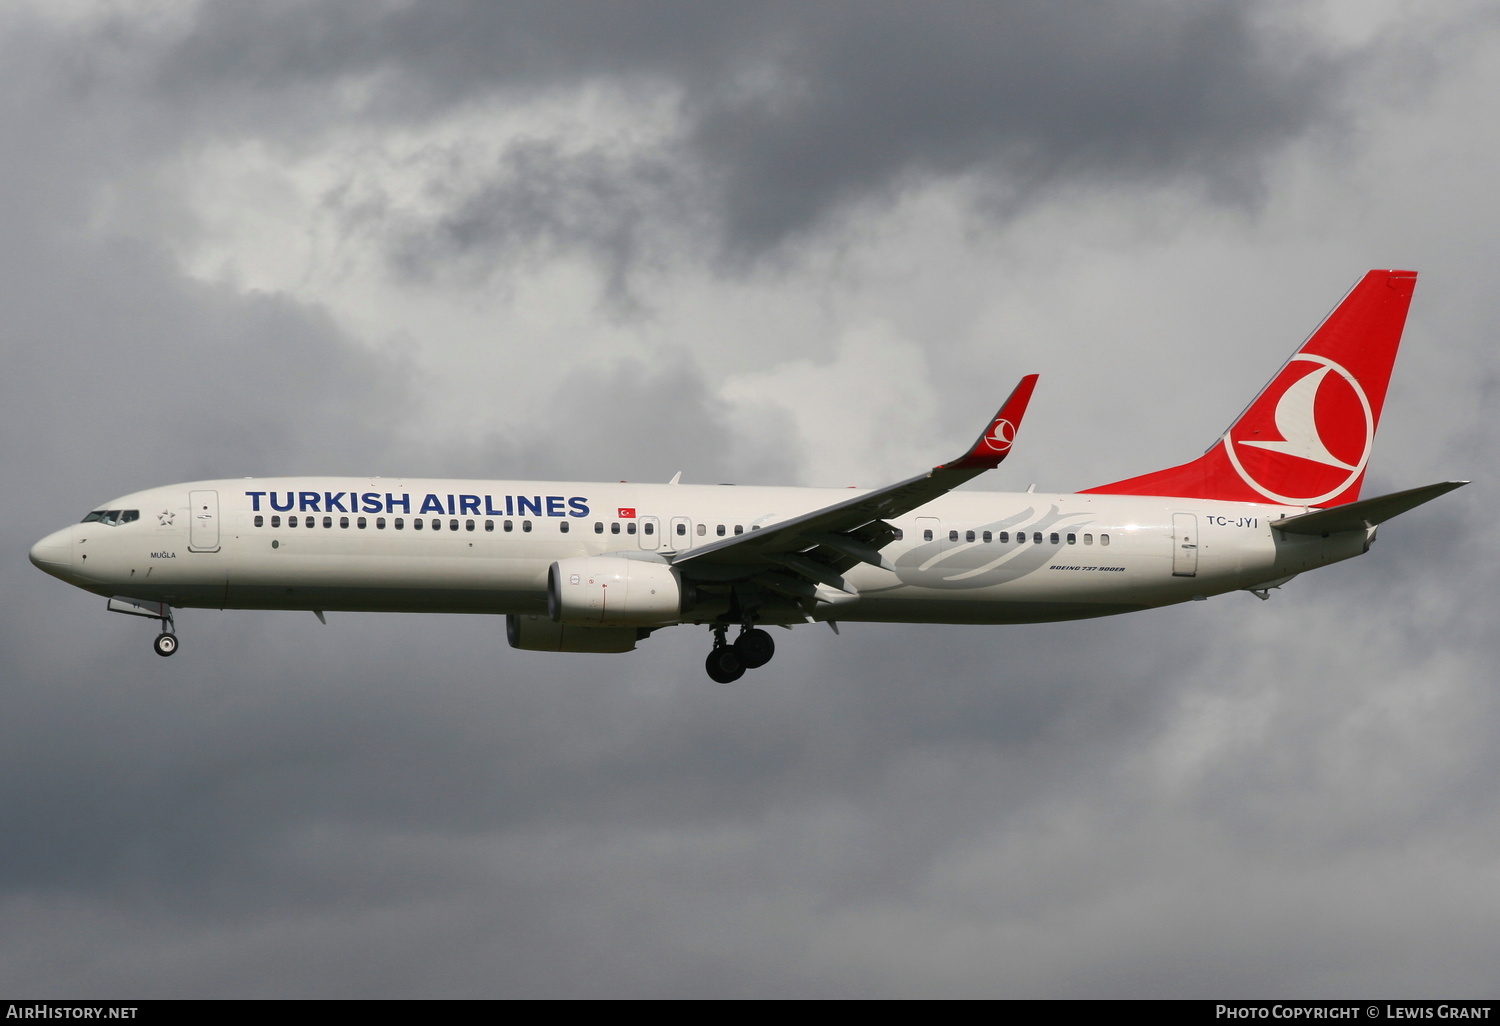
[157,510,176,526]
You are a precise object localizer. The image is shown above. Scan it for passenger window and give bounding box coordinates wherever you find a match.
[432,519,441,531]
[395,518,404,530]
[983,531,992,543]
[414,518,424,531]
[254,515,264,527]
[465,519,474,532]
[949,530,959,542]
[1049,532,1059,544]
[559,521,569,533]
[340,517,350,529]
[627,523,637,535]
[288,516,298,528]
[1031,532,1041,543]
[1083,533,1092,545]
[734,525,743,535]
[999,531,1009,543]
[271,516,281,528]
[504,520,513,532]
[485,520,494,532]
[323,516,333,528]
[676,523,686,536]
[594,522,603,534]
[611,523,620,535]
[1101,534,1110,546]
[696,524,706,536]
[522,520,532,532]
[450,519,459,532]
[1067,533,1075,544]
[717,525,726,536]
[965,530,975,543]
[893,528,904,541]
[644,522,654,535]
[358,517,367,529]
[923,529,933,541]
[376,517,386,529]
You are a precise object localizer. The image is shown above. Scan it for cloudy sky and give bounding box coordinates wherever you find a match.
[3,0,1497,998]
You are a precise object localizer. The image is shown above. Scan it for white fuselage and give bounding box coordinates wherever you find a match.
[30,477,1370,627]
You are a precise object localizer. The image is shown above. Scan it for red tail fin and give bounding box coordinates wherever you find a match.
[1081,270,1417,508]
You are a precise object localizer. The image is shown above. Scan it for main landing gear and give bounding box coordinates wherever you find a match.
[704,625,776,683]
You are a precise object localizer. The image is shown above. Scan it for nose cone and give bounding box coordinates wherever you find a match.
[29,527,73,579]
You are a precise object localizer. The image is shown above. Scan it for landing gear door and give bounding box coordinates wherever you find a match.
[1172,512,1198,577]
[188,489,220,552]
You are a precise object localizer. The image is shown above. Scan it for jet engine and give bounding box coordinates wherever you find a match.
[547,556,684,627]
[506,614,642,653]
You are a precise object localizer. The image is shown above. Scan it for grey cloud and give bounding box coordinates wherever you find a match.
[143,1,1354,273]
[3,0,1499,1000]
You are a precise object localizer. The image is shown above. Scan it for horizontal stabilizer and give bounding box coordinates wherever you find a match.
[1271,480,1467,535]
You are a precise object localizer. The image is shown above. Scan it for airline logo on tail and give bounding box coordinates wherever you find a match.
[1226,354,1374,505]
[983,418,1018,453]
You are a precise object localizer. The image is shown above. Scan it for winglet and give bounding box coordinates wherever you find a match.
[939,374,1039,471]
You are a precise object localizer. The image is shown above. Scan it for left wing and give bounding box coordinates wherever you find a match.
[672,375,1038,599]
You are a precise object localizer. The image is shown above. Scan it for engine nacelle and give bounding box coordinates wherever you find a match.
[547,556,683,628]
[506,614,640,653]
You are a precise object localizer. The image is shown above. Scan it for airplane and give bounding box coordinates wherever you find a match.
[29,269,1466,683]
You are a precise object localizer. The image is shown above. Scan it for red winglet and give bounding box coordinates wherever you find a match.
[941,374,1039,471]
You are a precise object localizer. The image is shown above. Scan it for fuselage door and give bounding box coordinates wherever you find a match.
[1172,512,1198,577]
[665,516,692,553]
[916,516,943,548]
[638,516,660,551]
[188,489,221,553]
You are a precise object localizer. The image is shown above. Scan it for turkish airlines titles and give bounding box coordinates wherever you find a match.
[244,490,592,519]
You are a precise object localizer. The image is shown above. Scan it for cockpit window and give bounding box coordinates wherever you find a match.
[80,509,139,526]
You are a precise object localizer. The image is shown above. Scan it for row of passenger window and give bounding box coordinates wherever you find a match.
[589,522,754,536]
[254,514,549,533]
[250,515,728,537]
[250,514,1106,547]
[925,528,1111,546]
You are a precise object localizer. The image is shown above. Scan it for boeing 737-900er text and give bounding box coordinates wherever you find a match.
[30,270,1466,682]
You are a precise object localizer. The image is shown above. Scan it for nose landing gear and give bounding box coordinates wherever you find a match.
[704,624,777,683]
[152,606,179,657]
[106,596,181,657]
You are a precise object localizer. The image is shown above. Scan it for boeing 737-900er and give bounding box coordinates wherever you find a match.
[29,270,1466,682]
